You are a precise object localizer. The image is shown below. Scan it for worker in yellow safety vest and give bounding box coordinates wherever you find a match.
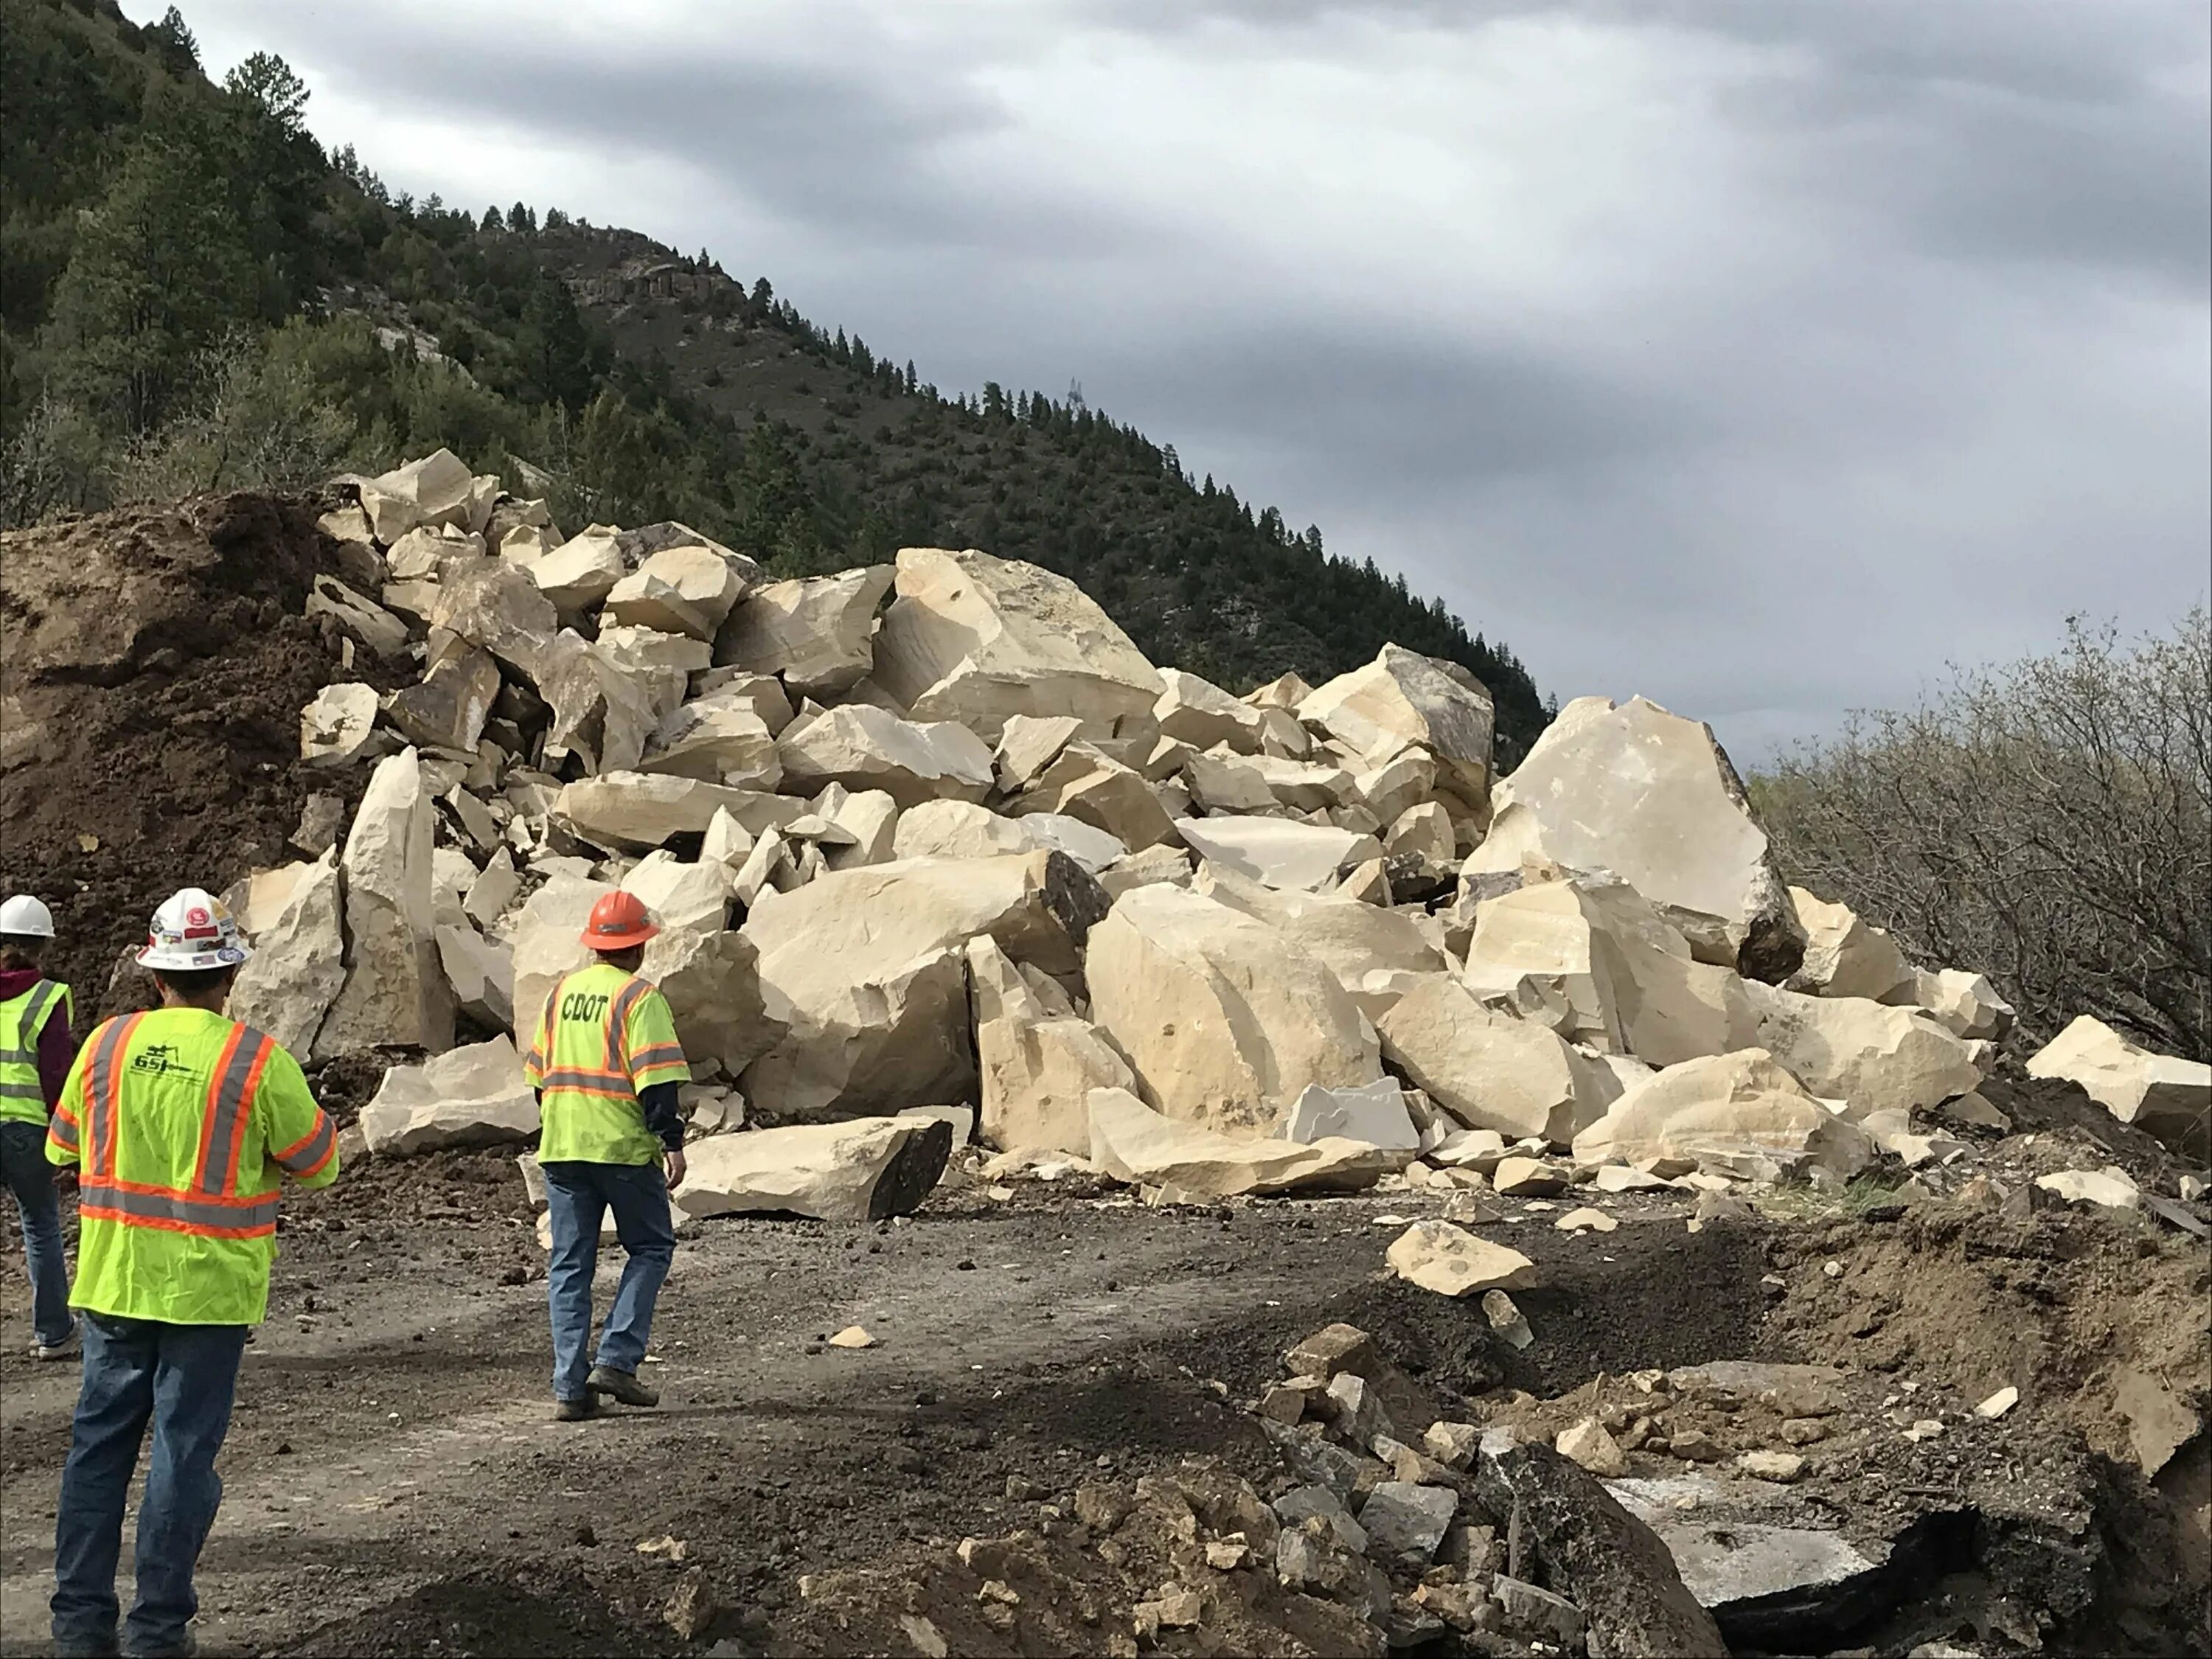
[524,888,692,1422]
[45,888,338,1659]
[1,894,80,1361]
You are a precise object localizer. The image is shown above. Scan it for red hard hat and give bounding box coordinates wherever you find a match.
[581,891,659,950]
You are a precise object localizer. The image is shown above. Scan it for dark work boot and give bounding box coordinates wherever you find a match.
[553,1396,601,1422]
[586,1365,660,1407]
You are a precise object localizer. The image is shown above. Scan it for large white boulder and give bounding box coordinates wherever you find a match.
[595,626,713,720]
[602,543,752,641]
[639,702,782,789]
[299,682,383,768]
[229,849,346,1057]
[1009,744,1178,851]
[1377,975,1612,1144]
[1739,981,1983,1116]
[551,772,775,853]
[315,749,453,1058]
[712,566,894,694]
[1085,884,1382,1137]
[995,714,1085,792]
[1177,815,1382,893]
[776,703,995,808]
[356,448,476,544]
[675,1117,953,1223]
[2027,1016,2210,1154]
[1296,645,1494,807]
[1572,1049,1877,1178]
[970,936,1136,1155]
[1464,695,1806,982]
[1192,868,1446,1001]
[1787,888,1916,1002]
[740,852,1107,1118]
[1461,875,1759,1066]
[528,524,627,615]
[427,560,558,680]
[1155,668,1265,753]
[436,921,514,1032]
[1386,1222,1536,1298]
[1282,1077,1420,1150]
[537,629,657,776]
[872,546,1161,739]
[506,874,609,1046]
[361,1037,538,1155]
[1085,1087,1405,1197]
[893,799,1124,872]
[386,647,501,754]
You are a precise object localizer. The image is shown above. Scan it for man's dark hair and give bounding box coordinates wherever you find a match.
[153,965,235,999]
[0,934,45,969]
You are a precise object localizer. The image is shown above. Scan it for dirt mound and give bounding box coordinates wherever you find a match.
[0,493,392,1015]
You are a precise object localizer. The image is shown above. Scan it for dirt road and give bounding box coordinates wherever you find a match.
[1,1161,2205,1656]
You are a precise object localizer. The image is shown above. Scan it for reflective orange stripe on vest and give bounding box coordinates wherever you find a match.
[81,1013,145,1180]
[195,1025,276,1194]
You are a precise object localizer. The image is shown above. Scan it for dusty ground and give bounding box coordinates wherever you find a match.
[1,1158,2204,1658]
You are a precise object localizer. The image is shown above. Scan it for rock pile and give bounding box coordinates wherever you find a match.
[246,448,2205,1209]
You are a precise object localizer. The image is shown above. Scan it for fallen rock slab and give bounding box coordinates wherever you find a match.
[1177,815,1383,893]
[1297,644,1495,807]
[1786,887,1915,1002]
[316,748,452,1058]
[228,849,346,1057]
[1741,981,1983,1116]
[1573,1049,1877,1179]
[1282,1078,1420,1150]
[776,703,995,808]
[552,772,771,852]
[2026,1015,2209,1155]
[361,1037,538,1154]
[356,448,475,543]
[675,1117,953,1222]
[712,565,894,694]
[1087,1087,1405,1197]
[1379,974,1612,1143]
[1385,1220,1536,1297]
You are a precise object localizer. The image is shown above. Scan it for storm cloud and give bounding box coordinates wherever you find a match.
[145,0,2210,758]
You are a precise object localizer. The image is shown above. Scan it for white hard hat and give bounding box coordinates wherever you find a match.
[137,888,251,972]
[0,895,56,939]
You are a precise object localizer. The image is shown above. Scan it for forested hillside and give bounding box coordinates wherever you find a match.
[1,0,1550,755]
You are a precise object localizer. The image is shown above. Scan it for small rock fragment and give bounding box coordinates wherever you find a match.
[1481,1289,1534,1351]
[1736,1450,1806,1483]
[827,1325,877,1349]
[1556,1418,1628,1476]
[1976,1386,2020,1419]
[1555,1206,1618,1233]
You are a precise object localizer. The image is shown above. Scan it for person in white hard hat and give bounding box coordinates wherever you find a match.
[1,893,78,1362]
[45,888,338,1659]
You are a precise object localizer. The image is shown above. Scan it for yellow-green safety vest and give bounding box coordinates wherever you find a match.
[524,961,689,1165]
[0,978,72,1127]
[47,1006,339,1325]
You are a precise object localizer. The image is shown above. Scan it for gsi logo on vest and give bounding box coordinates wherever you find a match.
[128,1045,198,1078]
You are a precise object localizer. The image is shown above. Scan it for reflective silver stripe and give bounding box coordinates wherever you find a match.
[19,980,63,1040]
[538,1068,633,1093]
[0,1079,46,1099]
[83,1019,131,1172]
[605,979,649,1071]
[78,1181,280,1233]
[198,1027,271,1195]
[0,1046,35,1064]
[274,1113,335,1174]
[46,1110,78,1147]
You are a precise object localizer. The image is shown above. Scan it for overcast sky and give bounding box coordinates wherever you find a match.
[141,1,2209,759]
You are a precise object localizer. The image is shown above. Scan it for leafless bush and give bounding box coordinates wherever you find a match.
[1754,611,2211,1057]
[107,330,364,504]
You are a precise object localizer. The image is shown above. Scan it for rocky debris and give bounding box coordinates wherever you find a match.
[1573,1049,1876,1179]
[893,799,1124,872]
[536,629,657,775]
[1470,1427,1728,1657]
[675,1116,952,1223]
[1385,1221,1536,1297]
[2034,1165,2143,1213]
[873,546,1162,738]
[1467,694,1806,981]
[1741,980,1985,1116]
[1296,644,1495,809]
[1175,815,1384,893]
[1908,966,2014,1042]
[639,701,782,789]
[315,749,452,1059]
[1155,667,1266,752]
[1086,1088,1405,1197]
[426,560,559,678]
[228,849,347,1057]
[776,703,995,808]
[386,647,500,753]
[299,681,383,767]
[970,935,1136,1156]
[528,525,627,615]
[1086,884,1382,1137]
[1010,742,1178,851]
[2027,1015,2210,1155]
[1357,1482,1457,1565]
[1483,1290,1534,1349]
[1378,974,1610,1143]
[355,448,479,544]
[1556,1418,1630,1476]
[305,575,411,660]
[552,772,773,852]
[712,566,894,694]
[602,543,751,641]
[360,1037,538,1155]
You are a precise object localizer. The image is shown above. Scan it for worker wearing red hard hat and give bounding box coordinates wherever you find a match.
[522,890,692,1422]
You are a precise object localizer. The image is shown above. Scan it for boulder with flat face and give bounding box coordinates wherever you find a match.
[1385,1221,1536,1298]
[595,627,713,721]
[1281,1078,1420,1150]
[1193,867,1445,1000]
[1572,1049,1877,1178]
[740,852,1107,1118]
[1085,883,1382,1137]
[603,543,754,640]
[892,799,1124,872]
[995,714,1085,793]
[437,921,515,1032]
[1786,888,1916,1002]
[306,577,411,660]
[1739,981,1983,1116]
[1466,695,1805,982]
[386,647,501,754]
[639,701,782,789]
[1086,1087,1405,1197]
[427,560,558,679]
[1297,644,1494,807]
[228,849,346,1057]
[712,565,894,694]
[551,772,775,853]
[356,448,476,543]
[1377,975,1613,1144]
[527,524,628,615]
[1155,668,1266,752]
[315,748,453,1058]
[1182,750,1282,815]
[2028,1016,2210,1155]
[1178,815,1383,893]
[1909,967,2014,1043]
[537,630,658,776]
[970,936,1137,1155]
[299,682,383,768]
[1009,743,1179,851]
[361,1037,538,1155]
[872,546,1162,739]
[776,703,995,809]
[675,1117,953,1223]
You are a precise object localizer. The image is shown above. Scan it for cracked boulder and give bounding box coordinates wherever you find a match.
[361,1037,538,1155]
[675,1116,953,1223]
[776,703,995,809]
[712,565,894,694]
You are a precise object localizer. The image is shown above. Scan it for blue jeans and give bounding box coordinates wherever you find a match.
[541,1161,674,1402]
[52,1313,248,1656]
[1,1118,74,1347]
